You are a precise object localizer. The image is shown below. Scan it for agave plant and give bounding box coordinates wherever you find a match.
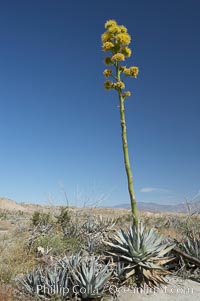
[182,234,200,260]
[16,265,70,299]
[46,265,70,298]
[86,236,97,254]
[96,215,116,232]
[16,268,45,296]
[71,256,112,300]
[82,216,99,234]
[104,223,175,287]
[57,252,82,270]
[113,261,127,282]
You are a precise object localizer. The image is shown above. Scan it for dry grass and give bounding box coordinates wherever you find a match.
[0,284,37,301]
[0,285,13,301]
[0,231,36,283]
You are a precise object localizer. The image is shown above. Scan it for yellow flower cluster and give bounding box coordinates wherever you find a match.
[121,47,132,57]
[119,25,127,33]
[102,41,114,51]
[122,66,139,78]
[116,33,131,45]
[122,68,130,76]
[114,81,125,90]
[123,91,131,98]
[101,32,112,43]
[102,20,139,91]
[104,80,114,90]
[103,69,112,78]
[104,56,113,65]
[129,66,139,78]
[105,20,117,29]
[111,53,125,62]
[101,20,131,48]
[119,66,126,72]
[107,25,121,34]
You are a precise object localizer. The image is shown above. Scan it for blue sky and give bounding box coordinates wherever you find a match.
[0,0,200,206]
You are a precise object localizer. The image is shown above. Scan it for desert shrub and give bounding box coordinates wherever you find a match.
[114,214,132,227]
[0,210,8,220]
[32,233,83,256]
[55,207,71,227]
[31,211,53,227]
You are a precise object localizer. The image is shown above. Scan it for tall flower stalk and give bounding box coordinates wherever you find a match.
[101,20,139,227]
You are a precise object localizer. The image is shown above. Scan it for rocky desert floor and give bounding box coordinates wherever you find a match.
[111,277,200,301]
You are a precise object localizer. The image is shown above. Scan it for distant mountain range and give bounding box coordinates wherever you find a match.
[1,196,200,214]
[114,199,200,213]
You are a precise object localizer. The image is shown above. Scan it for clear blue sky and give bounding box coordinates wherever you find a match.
[0,0,200,206]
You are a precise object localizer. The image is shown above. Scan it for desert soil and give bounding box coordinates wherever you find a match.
[110,276,200,301]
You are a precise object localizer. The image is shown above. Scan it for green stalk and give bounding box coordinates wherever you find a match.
[116,64,139,228]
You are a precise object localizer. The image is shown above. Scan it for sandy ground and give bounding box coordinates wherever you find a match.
[108,276,200,301]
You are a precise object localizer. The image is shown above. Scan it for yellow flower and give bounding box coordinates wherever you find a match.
[119,66,127,72]
[129,66,139,78]
[123,91,131,98]
[119,25,127,33]
[104,80,114,90]
[111,53,125,62]
[121,47,132,57]
[101,31,112,43]
[105,20,117,29]
[104,56,113,65]
[107,25,121,34]
[122,67,130,75]
[103,69,112,78]
[102,41,114,51]
[115,81,125,90]
[116,33,131,45]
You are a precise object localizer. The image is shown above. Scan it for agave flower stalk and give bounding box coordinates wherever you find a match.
[101,20,139,227]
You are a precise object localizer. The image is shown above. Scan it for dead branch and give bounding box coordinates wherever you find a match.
[173,247,200,268]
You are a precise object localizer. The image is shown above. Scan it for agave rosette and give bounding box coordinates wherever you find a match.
[182,234,200,260]
[71,256,112,299]
[104,223,175,286]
